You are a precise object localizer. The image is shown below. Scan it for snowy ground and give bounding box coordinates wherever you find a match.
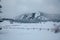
[0,21,60,40]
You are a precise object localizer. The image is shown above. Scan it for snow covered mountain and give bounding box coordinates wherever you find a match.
[0,11,60,23]
[14,12,49,23]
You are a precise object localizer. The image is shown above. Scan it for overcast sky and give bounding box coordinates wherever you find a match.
[1,0,60,18]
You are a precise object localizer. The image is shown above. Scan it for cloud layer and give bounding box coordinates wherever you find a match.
[1,0,60,18]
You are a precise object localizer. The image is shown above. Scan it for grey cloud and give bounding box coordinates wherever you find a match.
[1,0,60,18]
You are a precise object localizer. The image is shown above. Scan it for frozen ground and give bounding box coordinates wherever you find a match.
[0,21,60,40]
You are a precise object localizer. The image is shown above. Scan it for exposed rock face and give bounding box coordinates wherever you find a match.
[15,12,49,23]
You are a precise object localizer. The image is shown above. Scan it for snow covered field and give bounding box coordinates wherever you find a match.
[0,21,60,40]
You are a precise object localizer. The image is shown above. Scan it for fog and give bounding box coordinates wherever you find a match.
[0,0,60,18]
[0,0,60,40]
